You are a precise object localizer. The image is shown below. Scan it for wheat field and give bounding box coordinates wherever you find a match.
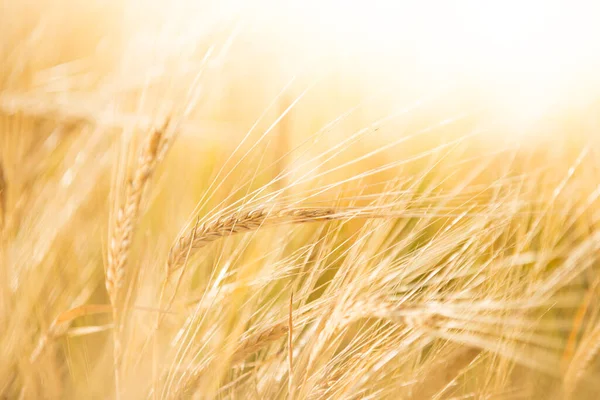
[1,1,600,399]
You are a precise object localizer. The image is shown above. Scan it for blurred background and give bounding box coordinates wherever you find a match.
[2,1,600,398]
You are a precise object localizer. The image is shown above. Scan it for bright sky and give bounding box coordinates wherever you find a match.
[280,1,600,134]
[130,0,600,133]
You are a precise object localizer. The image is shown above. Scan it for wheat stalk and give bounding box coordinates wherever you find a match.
[0,157,6,231]
[167,206,371,277]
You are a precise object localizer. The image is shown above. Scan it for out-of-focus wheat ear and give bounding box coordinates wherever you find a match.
[232,322,289,364]
[171,322,290,398]
[106,120,170,309]
[409,347,481,399]
[105,118,174,398]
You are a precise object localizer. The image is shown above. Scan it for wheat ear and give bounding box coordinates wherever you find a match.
[167,207,340,275]
[105,119,172,397]
[106,124,168,306]
[231,322,290,364]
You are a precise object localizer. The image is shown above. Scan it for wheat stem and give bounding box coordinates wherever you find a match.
[288,292,294,400]
[0,157,6,231]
